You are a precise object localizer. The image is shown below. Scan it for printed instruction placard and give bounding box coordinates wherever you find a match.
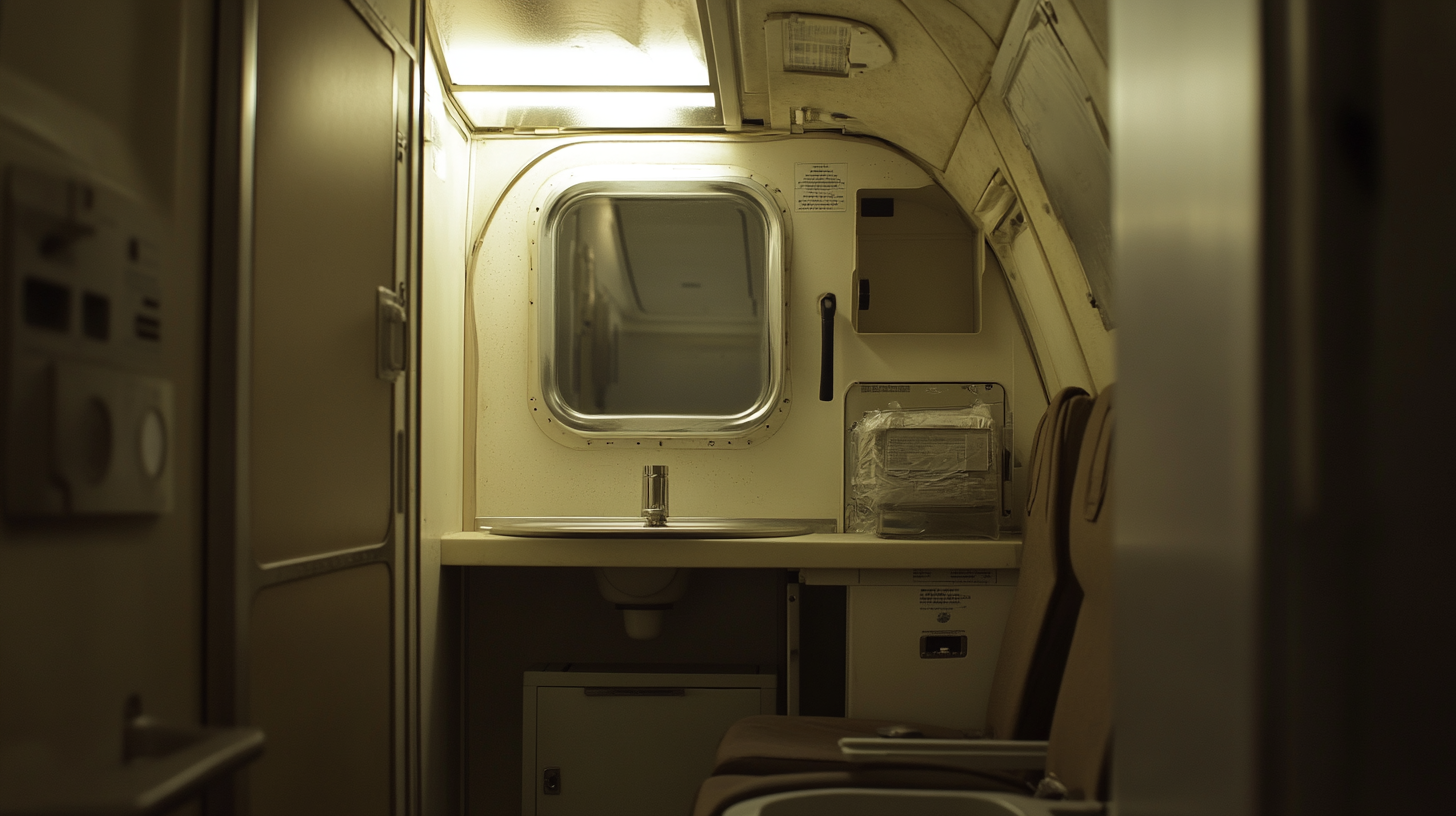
[795,162,848,211]
[918,586,980,612]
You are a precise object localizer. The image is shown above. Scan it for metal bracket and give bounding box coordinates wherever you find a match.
[376,285,407,382]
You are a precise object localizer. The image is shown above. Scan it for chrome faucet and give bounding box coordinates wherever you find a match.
[642,465,669,526]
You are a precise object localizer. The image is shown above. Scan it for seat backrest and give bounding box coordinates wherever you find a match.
[1044,384,1114,800]
[982,387,1093,740]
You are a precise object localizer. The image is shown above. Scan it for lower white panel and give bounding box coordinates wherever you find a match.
[531,684,764,816]
[846,583,1017,732]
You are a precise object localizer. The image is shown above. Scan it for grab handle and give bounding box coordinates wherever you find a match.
[819,294,837,402]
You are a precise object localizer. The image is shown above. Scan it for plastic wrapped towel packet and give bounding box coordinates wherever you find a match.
[847,402,1001,540]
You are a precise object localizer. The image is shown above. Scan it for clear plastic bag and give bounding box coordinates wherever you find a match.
[847,402,1001,539]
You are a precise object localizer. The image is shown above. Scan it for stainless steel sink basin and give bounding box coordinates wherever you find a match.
[481,469,834,538]
[480,517,829,539]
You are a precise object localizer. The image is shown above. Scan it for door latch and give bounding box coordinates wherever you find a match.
[377,285,406,382]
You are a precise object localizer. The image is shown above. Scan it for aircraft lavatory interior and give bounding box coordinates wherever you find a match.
[0,1,1453,815]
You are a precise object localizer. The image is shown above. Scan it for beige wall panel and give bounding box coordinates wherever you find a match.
[974,97,1115,388]
[0,0,185,204]
[947,0,1018,45]
[468,136,1044,527]
[1067,0,1109,60]
[251,0,396,563]
[420,45,470,816]
[942,103,1006,209]
[249,564,392,815]
[1003,225,1095,393]
[853,185,981,334]
[938,108,1095,395]
[940,107,1096,395]
[0,0,211,788]
[740,0,973,169]
[942,107,1097,393]
[901,0,1000,98]
[366,0,413,39]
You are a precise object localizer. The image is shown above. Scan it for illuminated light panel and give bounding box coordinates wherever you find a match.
[440,0,710,87]
[445,46,709,88]
[454,91,720,129]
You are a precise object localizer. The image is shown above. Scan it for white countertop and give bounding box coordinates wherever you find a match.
[439,532,1021,569]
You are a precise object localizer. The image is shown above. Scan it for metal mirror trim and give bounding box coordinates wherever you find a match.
[532,167,788,440]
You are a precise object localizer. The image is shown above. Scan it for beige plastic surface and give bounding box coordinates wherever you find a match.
[978,4,1115,389]
[469,137,1045,526]
[751,3,980,168]
[531,686,764,816]
[250,0,396,563]
[419,43,473,816]
[243,1,402,813]
[441,531,1021,569]
[370,0,413,38]
[853,185,982,334]
[846,583,1017,732]
[249,564,392,815]
[0,0,214,793]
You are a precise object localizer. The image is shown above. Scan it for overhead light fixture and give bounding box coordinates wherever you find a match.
[437,0,732,129]
[446,45,709,88]
[776,13,893,78]
[452,90,719,129]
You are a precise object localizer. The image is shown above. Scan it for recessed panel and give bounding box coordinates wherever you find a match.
[249,564,392,815]
[250,0,396,562]
[853,185,982,334]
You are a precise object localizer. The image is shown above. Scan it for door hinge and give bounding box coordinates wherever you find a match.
[377,286,407,382]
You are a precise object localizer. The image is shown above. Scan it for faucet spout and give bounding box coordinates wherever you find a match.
[642,465,669,527]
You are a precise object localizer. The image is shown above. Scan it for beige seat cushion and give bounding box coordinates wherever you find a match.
[693,769,1031,816]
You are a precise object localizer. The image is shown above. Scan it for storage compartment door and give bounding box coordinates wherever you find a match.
[532,687,761,816]
[846,583,1018,731]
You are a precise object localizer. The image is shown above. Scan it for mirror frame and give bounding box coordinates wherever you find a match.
[527,165,792,447]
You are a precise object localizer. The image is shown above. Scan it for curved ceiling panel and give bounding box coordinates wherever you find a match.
[901,0,1000,97]
[433,0,709,86]
[946,0,1017,45]
[739,0,988,169]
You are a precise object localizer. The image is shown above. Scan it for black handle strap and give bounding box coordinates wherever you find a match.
[819,293,837,402]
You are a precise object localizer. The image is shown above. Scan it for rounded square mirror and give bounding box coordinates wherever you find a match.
[531,167,788,443]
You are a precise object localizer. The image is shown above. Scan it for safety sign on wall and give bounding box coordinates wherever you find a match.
[795,162,847,211]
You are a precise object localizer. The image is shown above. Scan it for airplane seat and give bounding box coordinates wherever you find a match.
[692,386,1116,816]
[691,387,1098,811]
[1042,383,1115,800]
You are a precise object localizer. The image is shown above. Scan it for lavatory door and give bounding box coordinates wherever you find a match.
[207,0,418,813]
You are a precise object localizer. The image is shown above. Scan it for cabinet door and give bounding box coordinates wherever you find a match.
[533,687,762,816]
[846,584,1018,731]
[207,0,418,813]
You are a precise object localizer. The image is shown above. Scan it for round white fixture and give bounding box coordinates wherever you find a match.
[138,408,167,479]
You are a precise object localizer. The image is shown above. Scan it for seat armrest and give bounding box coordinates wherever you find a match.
[838,737,1049,770]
